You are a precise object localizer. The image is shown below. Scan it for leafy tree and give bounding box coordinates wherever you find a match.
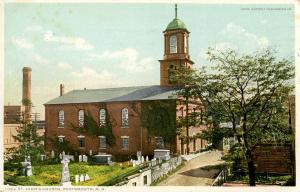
[173,48,294,186]
[7,103,44,166]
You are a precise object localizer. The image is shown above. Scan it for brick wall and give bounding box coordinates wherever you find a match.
[253,144,292,174]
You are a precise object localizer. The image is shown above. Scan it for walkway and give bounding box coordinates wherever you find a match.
[158,150,224,186]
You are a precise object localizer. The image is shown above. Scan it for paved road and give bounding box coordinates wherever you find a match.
[158,150,224,186]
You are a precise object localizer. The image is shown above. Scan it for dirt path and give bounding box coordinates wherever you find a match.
[158,150,224,186]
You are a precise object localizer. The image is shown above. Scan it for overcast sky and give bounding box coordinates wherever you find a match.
[4,3,294,120]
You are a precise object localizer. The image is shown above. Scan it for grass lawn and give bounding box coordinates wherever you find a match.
[226,173,292,185]
[5,162,138,186]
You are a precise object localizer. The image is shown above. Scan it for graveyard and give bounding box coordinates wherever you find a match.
[4,160,140,186]
[4,149,177,186]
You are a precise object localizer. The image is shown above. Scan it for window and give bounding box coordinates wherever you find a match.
[58,110,64,127]
[132,182,136,186]
[58,135,65,143]
[78,136,85,148]
[78,110,84,128]
[121,108,129,127]
[155,137,164,149]
[143,175,148,185]
[121,137,129,150]
[184,35,187,53]
[99,109,106,126]
[99,136,107,149]
[170,35,177,53]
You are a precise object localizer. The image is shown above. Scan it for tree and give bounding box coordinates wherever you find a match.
[170,67,206,154]
[174,49,294,185]
[7,102,44,166]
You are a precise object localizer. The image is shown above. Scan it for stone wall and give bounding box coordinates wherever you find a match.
[151,156,182,182]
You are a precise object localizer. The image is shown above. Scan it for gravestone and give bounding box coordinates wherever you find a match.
[85,174,90,181]
[59,153,63,160]
[78,155,82,162]
[93,154,112,165]
[22,162,32,176]
[60,158,71,186]
[141,156,144,163]
[40,154,46,161]
[62,151,65,158]
[51,150,55,159]
[132,160,136,167]
[82,155,88,162]
[154,149,170,161]
[146,156,149,162]
[89,150,93,156]
[75,175,79,183]
[79,174,85,182]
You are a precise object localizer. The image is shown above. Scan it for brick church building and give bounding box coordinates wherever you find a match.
[44,6,208,157]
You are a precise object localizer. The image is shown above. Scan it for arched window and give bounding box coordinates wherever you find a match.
[170,35,177,53]
[99,109,106,126]
[58,110,64,127]
[78,110,84,128]
[121,108,129,127]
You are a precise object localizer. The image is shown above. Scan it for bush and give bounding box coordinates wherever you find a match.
[39,173,60,185]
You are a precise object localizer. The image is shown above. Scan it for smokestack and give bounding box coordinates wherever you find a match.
[22,67,32,122]
[60,84,64,96]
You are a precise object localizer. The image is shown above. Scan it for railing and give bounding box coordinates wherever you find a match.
[212,169,227,186]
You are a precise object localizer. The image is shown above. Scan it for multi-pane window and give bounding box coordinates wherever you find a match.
[78,136,85,148]
[170,35,177,53]
[58,110,64,127]
[99,136,107,149]
[121,108,129,127]
[155,137,164,149]
[121,137,129,150]
[99,109,106,126]
[78,110,84,128]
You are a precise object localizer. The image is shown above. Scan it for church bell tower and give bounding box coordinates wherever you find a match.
[160,4,194,87]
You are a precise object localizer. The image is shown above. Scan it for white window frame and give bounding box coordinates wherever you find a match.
[99,109,106,126]
[99,136,107,149]
[77,135,85,148]
[121,108,129,128]
[121,136,129,150]
[78,110,84,128]
[184,35,187,53]
[170,35,177,53]
[58,110,64,128]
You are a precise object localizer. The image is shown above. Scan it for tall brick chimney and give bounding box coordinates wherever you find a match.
[60,84,64,96]
[22,67,32,122]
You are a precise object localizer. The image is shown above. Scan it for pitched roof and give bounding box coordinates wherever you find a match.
[45,85,178,105]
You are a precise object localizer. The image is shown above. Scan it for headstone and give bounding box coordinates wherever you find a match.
[51,150,55,158]
[79,155,82,162]
[60,158,71,186]
[89,150,92,156]
[154,149,170,161]
[146,156,149,162]
[132,160,136,167]
[75,175,79,183]
[130,159,133,163]
[40,154,46,161]
[85,174,90,181]
[79,174,85,182]
[62,151,65,158]
[93,154,112,165]
[82,155,88,162]
[141,156,144,163]
[21,160,32,176]
[59,153,63,160]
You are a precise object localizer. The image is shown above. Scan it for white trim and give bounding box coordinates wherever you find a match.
[58,135,65,138]
[77,135,85,138]
[121,136,129,138]
[98,136,106,138]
